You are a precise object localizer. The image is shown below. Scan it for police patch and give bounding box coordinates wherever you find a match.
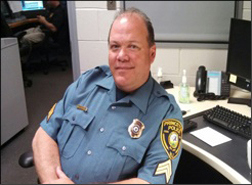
[47,103,57,122]
[160,119,182,160]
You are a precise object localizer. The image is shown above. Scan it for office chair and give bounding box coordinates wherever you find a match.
[26,3,70,75]
[25,29,54,75]
[1,11,33,87]
[19,150,34,168]
[41,24,70,75]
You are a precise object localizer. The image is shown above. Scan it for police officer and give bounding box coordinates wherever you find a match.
[32,8,183,184]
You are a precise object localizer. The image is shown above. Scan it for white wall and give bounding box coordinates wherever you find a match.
[75,1,120,73]
[75,1,251,86]
[243,1,251,20]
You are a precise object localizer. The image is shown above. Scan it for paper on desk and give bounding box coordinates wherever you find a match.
[190,127,232,147]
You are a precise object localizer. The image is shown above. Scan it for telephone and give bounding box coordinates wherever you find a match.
[194,66,230,101]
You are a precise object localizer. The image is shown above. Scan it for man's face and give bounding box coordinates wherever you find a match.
[46,0,56,8]
[108,14,156,92]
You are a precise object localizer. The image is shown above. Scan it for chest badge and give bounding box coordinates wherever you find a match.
[128,119,145,139]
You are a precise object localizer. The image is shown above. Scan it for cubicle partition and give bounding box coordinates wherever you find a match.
[1,38,29,145]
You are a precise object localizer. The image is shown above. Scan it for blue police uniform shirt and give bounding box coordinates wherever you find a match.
[40,65,183,184]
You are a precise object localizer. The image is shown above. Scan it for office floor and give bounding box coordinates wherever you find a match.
[1,63,73,184]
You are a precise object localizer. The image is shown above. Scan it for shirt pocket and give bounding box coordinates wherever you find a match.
[104,132,146,182]
[59,108,95,159]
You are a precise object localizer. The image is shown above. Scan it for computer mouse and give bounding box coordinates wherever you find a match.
[181,110,187,115]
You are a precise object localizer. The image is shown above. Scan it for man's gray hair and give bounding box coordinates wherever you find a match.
[108,7,155,47]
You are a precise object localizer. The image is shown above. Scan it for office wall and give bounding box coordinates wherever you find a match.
[75,1,120,74]
[75,1,251,86]
[243,1,251,20]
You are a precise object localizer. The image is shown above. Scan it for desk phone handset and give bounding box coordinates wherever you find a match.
[193,66,230,101]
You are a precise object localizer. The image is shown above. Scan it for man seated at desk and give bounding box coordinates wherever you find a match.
[20,0,65,47]
[31,7,184,184]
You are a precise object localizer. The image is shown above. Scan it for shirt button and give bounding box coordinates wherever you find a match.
[100,128,105,133]
[87,150,92,155]
[72,116,76,121]
[111,106,116,110]
[122,146,126,151]
[74,174,79,180]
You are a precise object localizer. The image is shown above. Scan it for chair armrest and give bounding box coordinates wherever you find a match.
[13,31,27,40]
[18,151,34,168]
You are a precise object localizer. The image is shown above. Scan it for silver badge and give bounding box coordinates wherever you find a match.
[128,119,145,138]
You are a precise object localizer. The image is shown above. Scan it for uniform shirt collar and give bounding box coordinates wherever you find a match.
[128,73,153,114]
[128,75,170,114]
[96,71,168,114]
[95,73,114,90]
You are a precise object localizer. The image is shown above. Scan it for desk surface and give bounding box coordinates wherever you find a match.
[167,86,251,184]
[8,18,38,29]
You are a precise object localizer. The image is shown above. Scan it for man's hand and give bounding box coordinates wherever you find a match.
[36,15,57,32]
[43,166,74,184]
[37,15,46,24]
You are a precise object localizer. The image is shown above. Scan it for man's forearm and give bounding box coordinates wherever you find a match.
[37,15,57,32]
[32,127,61,183]
[109,178,150,184]
[43,20,57,32]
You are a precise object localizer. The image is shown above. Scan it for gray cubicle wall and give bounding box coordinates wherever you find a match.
[1,38,29,145]
[124,1,239,44]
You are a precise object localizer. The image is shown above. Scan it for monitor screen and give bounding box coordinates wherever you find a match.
[21,1,44,11]
[226,18,251,92]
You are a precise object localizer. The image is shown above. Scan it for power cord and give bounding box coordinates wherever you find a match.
[196,93,228,102]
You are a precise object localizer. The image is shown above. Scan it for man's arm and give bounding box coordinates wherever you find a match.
[46,167,149,184]
[37,15,57,32]
[32,127,61,183]
[109,178,149,184]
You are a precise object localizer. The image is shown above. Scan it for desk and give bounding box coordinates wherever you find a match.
[167,86,251,184]
[8,18,38,29]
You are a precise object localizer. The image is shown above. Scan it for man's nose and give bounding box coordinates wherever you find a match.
[117,48,129,62]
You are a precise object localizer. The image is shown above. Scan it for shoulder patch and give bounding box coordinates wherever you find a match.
[47,103,57,122]
[160,119,182,160]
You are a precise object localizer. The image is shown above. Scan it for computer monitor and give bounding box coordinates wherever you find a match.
[226,18,251,106]
[21,1,44,11]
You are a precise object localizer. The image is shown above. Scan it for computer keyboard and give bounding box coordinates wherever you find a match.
[203,105,251,139]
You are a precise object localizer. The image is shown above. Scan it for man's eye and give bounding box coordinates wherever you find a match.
[110,45,119,50]
[129,45,139,50]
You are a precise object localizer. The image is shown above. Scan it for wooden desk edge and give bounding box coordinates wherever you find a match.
[182,140,251,184]
[8,18,39,29]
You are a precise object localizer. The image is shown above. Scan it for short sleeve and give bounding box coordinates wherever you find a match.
[51,8,65,31]
[40,69,93,140]
[137,95,183,184]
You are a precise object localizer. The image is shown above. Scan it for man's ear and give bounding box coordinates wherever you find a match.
[150,44,156,64]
